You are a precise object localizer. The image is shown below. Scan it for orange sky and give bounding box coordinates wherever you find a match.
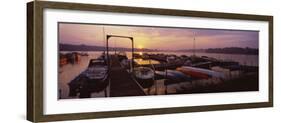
[59,23,259,50]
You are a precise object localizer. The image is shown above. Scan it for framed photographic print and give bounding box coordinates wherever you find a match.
[27,0,273,122]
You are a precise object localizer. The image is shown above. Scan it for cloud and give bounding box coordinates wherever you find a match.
[59,23,259,50]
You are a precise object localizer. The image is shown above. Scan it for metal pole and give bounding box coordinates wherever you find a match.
[131,37,134,73]
[106,35,134,72]
[106,35,110,71]
[193,32,196,56]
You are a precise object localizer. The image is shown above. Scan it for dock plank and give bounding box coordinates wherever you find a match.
[109,55,146,97]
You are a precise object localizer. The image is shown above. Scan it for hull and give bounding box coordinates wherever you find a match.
[155,70,191,81]
[134,67,154,79]
[177,66,225,79]
[156,70,192,85]
[68,69,109,97]
[177,67,210,79]
[134,67,154,88]
[68,58,109,98]
[135,78,154,88]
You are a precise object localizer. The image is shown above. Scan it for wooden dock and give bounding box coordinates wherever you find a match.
[109,55,146,97]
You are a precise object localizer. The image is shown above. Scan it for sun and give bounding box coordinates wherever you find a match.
[138,45,143,49]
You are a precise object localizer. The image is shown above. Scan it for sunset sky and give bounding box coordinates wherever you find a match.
[59,23,259,50]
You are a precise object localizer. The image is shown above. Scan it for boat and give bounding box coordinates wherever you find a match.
[117,51,128,61]
[191,61,213,69]
[97,51,109,62]
[201,56,218,62]
[134,58,160,66]
[133,52,143,59]
[177,66,225,79]
[68,58,109,98]
[120,59,132,69]
[80,52,89,56]
[133,67,154,88]
[68,52,81,64]
[166,55,176,63]
[147,53,167,62]
[183,59,192,66]
[155,70,191,81]
[85,59,108,81]
[59,54,68,66]
[177,67,209,79]
[116,52,132,69]
[155,70,191,85]
[60,52,81,65]
[223,64,241,71]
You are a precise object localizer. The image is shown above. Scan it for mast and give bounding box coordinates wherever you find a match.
[103,26,105,48]
[193,32,196,56]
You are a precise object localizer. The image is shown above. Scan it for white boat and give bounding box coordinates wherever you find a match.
[166,56,176,63]
[68,58,109,98]
[85,59,108,81]
[134,67,154,79]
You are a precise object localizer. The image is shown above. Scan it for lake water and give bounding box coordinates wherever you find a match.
[58,51,258,99]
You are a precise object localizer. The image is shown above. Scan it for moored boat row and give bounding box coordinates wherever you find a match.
[65,50,257,97]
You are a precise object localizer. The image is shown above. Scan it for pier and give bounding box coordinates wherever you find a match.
[109,55,146,97]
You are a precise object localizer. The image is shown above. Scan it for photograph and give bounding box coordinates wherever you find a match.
[58,22,259,99]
